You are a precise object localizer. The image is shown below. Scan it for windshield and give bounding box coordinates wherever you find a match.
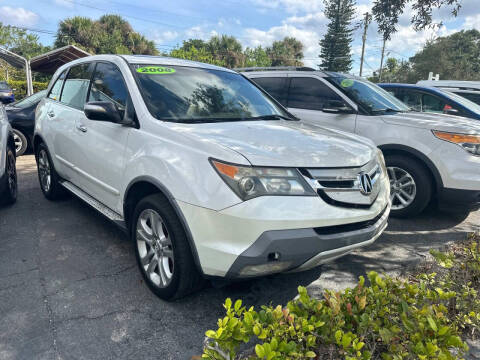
[442,90,480,115]
[326,75,410,113]
[12,90,47,108]
[0,82,10,90]
[132,65,291,123]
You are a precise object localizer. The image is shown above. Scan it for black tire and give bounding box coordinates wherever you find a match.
[0,146,17,205]
[12,129,28,156]
[35,143,66,200]
[385,154,432,218]
[132,194,204,300]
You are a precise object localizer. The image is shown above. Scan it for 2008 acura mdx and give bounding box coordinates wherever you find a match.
[34,55,390,300]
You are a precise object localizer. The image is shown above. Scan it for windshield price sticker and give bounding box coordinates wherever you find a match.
[340,79,354,88]
[136,66,176,74]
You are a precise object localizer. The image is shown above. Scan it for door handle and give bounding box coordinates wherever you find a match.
[76,124,87,133]
[47,110,55,118]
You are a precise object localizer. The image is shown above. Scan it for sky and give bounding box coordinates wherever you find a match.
[2,0,480,77]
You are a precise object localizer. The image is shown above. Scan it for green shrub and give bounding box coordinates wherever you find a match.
[202,234,480,360]
[7,80,48,100]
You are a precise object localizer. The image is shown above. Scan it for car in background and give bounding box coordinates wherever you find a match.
[0,81,15,105]
[243,68,480,217]
[379,83,480,121]
[0,104,17,206]
[34,55,391,300]
[5,90,47,156]
[417,80,480,105]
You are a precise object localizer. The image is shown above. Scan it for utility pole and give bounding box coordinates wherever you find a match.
[378,37,386,82]
[359,12,370,77]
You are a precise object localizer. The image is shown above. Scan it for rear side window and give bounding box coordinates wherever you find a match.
[60,63,93,109]
[48,71,67,101]
[88,62,128,109]
[394,89,422,112]
[252,77,289,106]
[288,77,341,111]
[455,92,480,105]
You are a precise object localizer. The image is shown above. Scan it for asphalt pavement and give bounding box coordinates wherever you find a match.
[0,155,479,360]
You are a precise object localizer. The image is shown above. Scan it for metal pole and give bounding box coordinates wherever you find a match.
[359,12,370,77]
[379,38,386,82]
[26,60,33,96]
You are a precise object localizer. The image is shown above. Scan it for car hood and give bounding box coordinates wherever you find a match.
[382,111,480,134]
[169,120,376,167]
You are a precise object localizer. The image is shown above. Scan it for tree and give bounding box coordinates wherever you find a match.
[244,46,271,67]
[54,15,158,55]
[319,0,355,72]
[372,0,462,41]
[207,35,245,68]
[169,45,225,67]
[368,57,416,83]
[267,37,304,66]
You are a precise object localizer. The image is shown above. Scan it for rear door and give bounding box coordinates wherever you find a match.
[285,75,357,132]
[250,76,289,107]
[69,61,131,211]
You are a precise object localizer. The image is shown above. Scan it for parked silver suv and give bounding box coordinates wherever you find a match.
[0,104,17,205]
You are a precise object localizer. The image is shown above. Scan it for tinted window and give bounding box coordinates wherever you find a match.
[132,65,289,122]
[60,63,93,109]
[457,92,480,105]
[89,62,128,109]
[288,77,341,111]
[0,82,9,90]
[422,94,448,113]
[252,77,288,106]
[48,71,67,101]
[393,89,422,111]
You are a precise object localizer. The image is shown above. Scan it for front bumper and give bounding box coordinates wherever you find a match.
[437,187,480,212]
[177,173,390,278]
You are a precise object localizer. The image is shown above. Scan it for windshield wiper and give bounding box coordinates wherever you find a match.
[371,108,403,114]
[246,114,298,121]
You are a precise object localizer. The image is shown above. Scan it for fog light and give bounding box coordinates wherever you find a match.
[238,261,292,277]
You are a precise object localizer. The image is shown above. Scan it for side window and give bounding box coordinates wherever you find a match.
[288,77,342,111]
[397,89,422,112]
[48,70,67,101]
[252,77,288,106]
[422,94,448,113]
[457,92,480,105]
[88,62,128,109]
[60,63,93,109]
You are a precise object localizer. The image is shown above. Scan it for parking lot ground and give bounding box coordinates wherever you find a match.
[0,155,479,360]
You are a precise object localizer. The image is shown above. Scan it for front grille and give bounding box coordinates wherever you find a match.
[300,159,382,208]
[314,206,387,235]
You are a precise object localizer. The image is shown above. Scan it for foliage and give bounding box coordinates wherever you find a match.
[8,80,48,100]
[168,36,303,69]
[54,15,158,55]
[319,0,355,72]
[368,58,417,83]
[372,0,462,41]
[203,234,480,359]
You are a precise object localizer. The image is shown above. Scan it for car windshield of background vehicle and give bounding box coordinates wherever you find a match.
[12,90,47,109]
[132,65,292,123]
[442,90,480,115]
[326,76,410,114]
[0,82,9,90]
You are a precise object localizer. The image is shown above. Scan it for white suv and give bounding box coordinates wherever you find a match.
[244,68,480,217]
[35,56,390,300]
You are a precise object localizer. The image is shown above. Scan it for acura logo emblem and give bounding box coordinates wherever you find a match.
[358,173,373,195]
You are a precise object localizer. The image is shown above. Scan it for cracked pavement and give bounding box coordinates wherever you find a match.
[0,155,479,360]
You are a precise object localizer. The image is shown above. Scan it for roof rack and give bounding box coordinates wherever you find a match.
[234,66,316,72]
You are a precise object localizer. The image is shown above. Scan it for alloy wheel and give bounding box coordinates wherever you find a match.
[6,150,17,198]
[13,132,23,154]
[387,166,416,210]
[38,149,51,193]
[136,209,174,288]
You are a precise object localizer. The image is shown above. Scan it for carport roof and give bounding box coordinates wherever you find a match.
[0,47,26,68]
[30,45,91,74]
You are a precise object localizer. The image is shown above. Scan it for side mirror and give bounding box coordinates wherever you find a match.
[322,100,354,114]
[84,101,123,123]
[443,108,459,116]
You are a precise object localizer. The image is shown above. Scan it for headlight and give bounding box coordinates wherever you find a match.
[376,148,387,174]
[433,130,480,156]
[210,159,316,200]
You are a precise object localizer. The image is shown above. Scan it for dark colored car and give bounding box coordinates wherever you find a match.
[0,81,15,104]
[378,83,480,121]
[5,90,47,156]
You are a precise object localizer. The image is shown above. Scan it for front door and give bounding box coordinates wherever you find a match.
[286,75,357,133]
[70,61,131,212]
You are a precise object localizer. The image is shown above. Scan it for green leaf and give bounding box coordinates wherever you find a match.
[234,299,242,312]
[224,298,232,310]
[205,330,216,339]
[255,344,265,358]
[427,316,438,332]
[305,351,316,358]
